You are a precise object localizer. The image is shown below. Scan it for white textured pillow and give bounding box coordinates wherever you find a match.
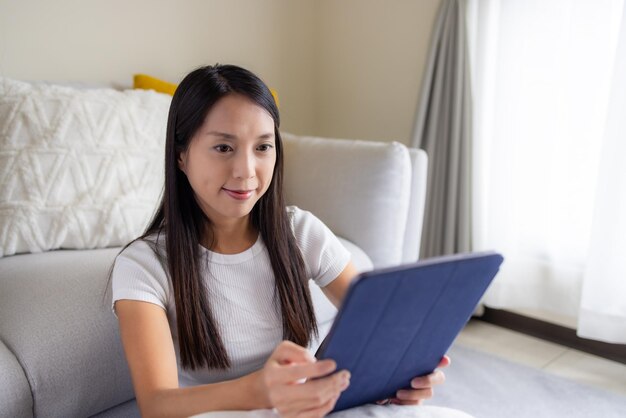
[0,78,171,257]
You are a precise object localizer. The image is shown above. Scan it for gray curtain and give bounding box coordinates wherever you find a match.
[412,0,472,259]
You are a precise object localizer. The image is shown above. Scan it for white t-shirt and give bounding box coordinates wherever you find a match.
[111,206,351,387]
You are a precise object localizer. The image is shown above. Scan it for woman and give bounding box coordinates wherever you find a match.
[111,64,448,418]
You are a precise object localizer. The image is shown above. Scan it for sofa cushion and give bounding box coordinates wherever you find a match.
[0,235,369,417]
[0,248,134,417]
[337,237,373,273]
[91,398,140,418]
[0,77,170,257]
[282,133,412,268]
[0,340,33,418]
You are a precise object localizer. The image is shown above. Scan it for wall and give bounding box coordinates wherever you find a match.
[0,0,318,134]
[315,0,441,145]
[0,0,441,143]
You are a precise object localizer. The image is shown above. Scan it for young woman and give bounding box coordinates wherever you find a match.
[111,64,449,418]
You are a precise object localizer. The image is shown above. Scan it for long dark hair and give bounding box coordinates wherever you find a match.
[136,65,317,370]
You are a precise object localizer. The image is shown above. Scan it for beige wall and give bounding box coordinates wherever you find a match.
[0,0,441,143]
[0,0,318,134]
[315,0,441,144]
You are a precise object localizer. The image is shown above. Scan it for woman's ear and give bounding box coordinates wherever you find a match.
[177,152,187,173]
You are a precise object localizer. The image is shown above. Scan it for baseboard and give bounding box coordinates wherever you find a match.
[477,307,626,365]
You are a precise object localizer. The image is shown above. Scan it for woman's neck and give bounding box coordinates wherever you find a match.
[204,217,258,254]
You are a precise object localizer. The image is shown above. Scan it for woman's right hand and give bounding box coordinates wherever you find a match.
[259,341,351,417]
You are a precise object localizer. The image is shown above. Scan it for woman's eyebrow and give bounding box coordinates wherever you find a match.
[206,131,275,140]
[206,131,236,140]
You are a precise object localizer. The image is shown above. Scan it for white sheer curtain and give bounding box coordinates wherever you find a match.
[578,3,626,343]
[467,0,626,343]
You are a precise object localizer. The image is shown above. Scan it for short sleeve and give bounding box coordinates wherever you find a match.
[111,238,170,316]
[288,206,352,288]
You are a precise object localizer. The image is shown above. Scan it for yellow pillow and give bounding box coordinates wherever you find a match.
[133,74,177,95]
[133,73,280,107]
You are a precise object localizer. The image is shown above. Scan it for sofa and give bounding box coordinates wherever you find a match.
[0,78,428,417]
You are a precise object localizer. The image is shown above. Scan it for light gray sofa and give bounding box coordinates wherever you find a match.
[0,133,428,417]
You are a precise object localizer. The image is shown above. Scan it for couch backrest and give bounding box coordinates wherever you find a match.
[282,133,427,268]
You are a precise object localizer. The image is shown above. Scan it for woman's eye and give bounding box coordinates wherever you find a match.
[257,144,274,152]
[214,144,232,153]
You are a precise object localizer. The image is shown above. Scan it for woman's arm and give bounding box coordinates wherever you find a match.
[115,300,349,418]
[115,300,269,417]
[320,261,359,308]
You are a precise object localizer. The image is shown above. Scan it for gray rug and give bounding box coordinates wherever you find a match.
[433,344,626,417]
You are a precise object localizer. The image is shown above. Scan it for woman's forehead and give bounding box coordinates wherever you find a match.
[201,94,274,131]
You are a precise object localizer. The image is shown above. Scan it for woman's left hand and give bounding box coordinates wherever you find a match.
[377,355,450,406]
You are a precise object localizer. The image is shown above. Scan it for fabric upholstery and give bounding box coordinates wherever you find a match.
[336,237,373,273]
[91,399,140,418]
[402,148,429,263]
[0,341,32,418]
[0,78,170,257]
[282,133,412,268]
[0,248,134,417]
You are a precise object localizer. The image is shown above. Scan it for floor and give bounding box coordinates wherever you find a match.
[455,319,626,397]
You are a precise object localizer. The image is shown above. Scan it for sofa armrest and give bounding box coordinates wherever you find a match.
[0,249,134,417]
[0,340,33,418]
[402,148,428,263]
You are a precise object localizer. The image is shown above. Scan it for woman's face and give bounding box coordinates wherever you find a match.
[178,93,277,225]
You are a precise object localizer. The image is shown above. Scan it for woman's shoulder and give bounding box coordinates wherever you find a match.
[286,205,320,220]
[286,205,316,228]
[111,232,171,312]
[285,205,333,240]
[117,232,167,266]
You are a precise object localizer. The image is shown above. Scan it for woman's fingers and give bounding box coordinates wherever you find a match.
[410,369,446,389]
[266,341,337,384]
[374,356,451,409]
[437,355,451,369]
[278,372,349,413]
[292,393,341,418]
[396,387,434,402]
[409,373,444,390]
[386,367,447,407]
[269,358,338,384]
[290,370,350,402]
[264,341,351,417]
[389,398,425,406]
[270,340,316,365]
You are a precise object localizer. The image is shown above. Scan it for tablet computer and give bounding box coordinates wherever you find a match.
[315,251,503,412]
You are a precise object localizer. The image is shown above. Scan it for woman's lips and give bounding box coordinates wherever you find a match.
[223,188,254,200]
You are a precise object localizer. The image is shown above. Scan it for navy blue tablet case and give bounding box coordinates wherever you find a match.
[315,252,503,412]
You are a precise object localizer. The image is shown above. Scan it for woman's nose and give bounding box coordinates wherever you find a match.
[233,150,255,180]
